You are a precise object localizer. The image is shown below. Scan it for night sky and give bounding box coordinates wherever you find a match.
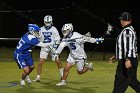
[0,0,139,50]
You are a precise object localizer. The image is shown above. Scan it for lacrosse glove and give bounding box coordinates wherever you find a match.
[95,37,104,44]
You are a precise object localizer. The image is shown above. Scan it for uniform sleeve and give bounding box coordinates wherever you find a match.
[55,42,67,54]
[53,28,61,41]
[39,28,45,42]
[36,42,53,47]
[30,38,40,45]
[123,29,133,58]
[76,35,96,43]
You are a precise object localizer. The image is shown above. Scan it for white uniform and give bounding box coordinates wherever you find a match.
[55,32,96,71]
[39,26,60,59]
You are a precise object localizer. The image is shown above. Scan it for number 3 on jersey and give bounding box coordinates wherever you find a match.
[70,43,76,50]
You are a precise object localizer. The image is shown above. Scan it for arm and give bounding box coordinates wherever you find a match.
[123,30,133,69]
[109,55,116,63]
[52,42,67,61]
[53,29,61,48]
[55,42,66,54]
[82,35,104,44]
[36,42,53,47]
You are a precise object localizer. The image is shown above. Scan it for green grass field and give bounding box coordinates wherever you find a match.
[0,60,139,93]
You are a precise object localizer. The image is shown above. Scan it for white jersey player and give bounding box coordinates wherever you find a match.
[34,15,63,82]
[52,23,104,86]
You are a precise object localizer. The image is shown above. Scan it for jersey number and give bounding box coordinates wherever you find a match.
[70,43,76,50]
[17,39,25,49]
[44,32,52,43]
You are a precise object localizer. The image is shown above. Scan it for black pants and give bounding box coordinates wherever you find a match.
[112,58,140,93]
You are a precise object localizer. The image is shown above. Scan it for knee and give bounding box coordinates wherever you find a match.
[77,71,83,75]
[55,59,61,63]
[24,69,30,74]
[30,66,35,69]
[64,68,69,72]
[39,59,45,65]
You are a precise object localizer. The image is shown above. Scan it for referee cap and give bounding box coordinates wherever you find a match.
[119,12,132,21]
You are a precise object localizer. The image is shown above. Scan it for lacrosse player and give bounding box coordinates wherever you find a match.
[14,24,53,86]
[52,23,104,86]
[33,15,63,82]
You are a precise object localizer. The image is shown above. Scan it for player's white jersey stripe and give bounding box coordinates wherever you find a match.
[16,54,23,68]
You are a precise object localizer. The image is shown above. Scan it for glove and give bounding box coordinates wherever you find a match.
[95,37,104,44]
[52,53,59,61]
[83,36,90,41]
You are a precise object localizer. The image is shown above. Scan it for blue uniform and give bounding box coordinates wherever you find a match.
[14,33,40,69]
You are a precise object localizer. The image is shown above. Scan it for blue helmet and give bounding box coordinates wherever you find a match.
[28,24,40,38]
[28,24,40,32]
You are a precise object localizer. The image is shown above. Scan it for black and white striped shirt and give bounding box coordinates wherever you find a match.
[116,24,137,60]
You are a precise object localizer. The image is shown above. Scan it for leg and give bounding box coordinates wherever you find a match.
[20,66,30,86]
[14,53,31,85]
[22,66,30,80]
[56,62,73,86]
[128,58,140,92]
[33,58,45,82]
[26,66,35,83]
[34,48,49,82]
[112,60,129,93]
[37,58,45,75]
[55,59,63,69]
[25,55,35,83]
[77,59,93,75]
[55,58,63,78]
[62,63,73,80]
[77,67,88,75]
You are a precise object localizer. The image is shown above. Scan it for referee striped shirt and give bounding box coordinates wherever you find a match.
[116,24,137,60]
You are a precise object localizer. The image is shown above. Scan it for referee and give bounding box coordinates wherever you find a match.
[112,12,140,93]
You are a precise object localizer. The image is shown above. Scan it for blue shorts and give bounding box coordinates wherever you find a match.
[14,52,34,69]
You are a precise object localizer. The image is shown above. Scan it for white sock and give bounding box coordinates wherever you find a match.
[37,75,40,79]
[59,68,64,77]
[62,80,66,83]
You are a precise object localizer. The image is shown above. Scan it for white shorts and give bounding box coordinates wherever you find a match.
[67,54,87,71]
[40,47,54,59]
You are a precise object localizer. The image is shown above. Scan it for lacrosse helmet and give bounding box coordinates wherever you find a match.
[44,15,53,28]
[61,23,73,38]
[28,24,40,38]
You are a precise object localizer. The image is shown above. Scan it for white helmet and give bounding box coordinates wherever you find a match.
[61,23,73,37]
[44,15,53,27]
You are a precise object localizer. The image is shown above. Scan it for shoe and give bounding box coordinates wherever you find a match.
[88,62,93,71]
[56,82,66,86]
[26,77,32,84]
[20,79,25,86]
[33,78,40,82]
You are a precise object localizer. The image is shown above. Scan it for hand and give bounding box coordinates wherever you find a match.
[109,55,116,63]
[125,59,132,69]
[52,53,59,61]
[95,37,104,44]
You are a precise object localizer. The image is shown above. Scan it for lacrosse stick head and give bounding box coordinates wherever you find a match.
[106,23,113,35]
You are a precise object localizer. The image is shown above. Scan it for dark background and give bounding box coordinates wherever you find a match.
[0,0,140,52]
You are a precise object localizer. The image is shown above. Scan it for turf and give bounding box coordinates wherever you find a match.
[0,60,139,93]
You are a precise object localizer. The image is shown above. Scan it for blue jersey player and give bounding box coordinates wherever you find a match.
[14,24,52,86]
